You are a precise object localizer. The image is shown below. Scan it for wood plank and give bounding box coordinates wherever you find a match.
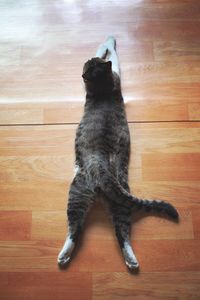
[0,240,199,272]
[0,1,200,300]
[154,41,200,62]
[130,208,193,240]
[0,182,67,211]
[126,100,189,122]
[131,181,200,206]
[0,106,43,125]
[0,240,78,272]
[77,240,200,273]
[132,20,200,42]
[124,62,200,84]
[1,0,200,124]
[191,206,200,240]
[142,153,200,181]
[85,206,193,241]
[0,211,31,241]
[0,99,194,125]
[31,207,193,241]
[0,125,76,156]
[43,100,191,124]
[0,241,59,258]
[0,156,73,182]
[31,211,66,240]
[93,272,200,300]
[0,272,92,300]
[130,122,200,206]
[189,102,200,120]
[0,122,199,213]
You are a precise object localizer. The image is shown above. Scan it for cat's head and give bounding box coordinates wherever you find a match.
[82,58,112,85]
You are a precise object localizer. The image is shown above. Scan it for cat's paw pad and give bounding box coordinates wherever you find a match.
[125,260,139,270]
[57,255,71,267]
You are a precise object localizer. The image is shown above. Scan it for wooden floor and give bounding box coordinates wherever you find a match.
[0,1,200,299]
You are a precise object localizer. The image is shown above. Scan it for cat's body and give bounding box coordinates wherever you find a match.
[58,37,178,270]
[75,69,129,193]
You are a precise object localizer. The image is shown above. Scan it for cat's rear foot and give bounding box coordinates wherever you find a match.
[57,255,71,266]
[122,241,139,270]
[125,259,139,270]
[57,236,75,267]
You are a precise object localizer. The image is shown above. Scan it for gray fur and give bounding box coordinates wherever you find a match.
[58,37,178,270]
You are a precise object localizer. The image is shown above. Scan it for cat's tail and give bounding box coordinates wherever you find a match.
[98,167,179,221]
[129,197,179,220]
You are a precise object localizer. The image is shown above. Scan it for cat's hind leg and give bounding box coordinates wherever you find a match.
[108,201,139,270]
[58,173,95,266]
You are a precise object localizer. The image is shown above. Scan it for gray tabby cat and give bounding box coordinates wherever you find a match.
[58,37,178,270]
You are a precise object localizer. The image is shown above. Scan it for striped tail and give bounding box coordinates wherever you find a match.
[98,167,179,221]
[131,197,179,220]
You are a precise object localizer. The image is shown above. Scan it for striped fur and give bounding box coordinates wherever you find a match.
[58,37,179,270]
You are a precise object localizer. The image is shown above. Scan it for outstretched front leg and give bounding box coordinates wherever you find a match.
[104,36,120,76]
[96,36,120,76]
[108,201,139,270]
[58,173,95,266]
[96,43,108,59]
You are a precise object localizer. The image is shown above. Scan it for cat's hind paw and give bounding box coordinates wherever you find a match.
[57,236,75,267]
[125,260,139,270]
[57,255,71,267]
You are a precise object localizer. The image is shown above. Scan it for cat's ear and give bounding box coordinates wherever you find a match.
[82,71,90,81]
[106,60,112,70]
[102,60,112,72]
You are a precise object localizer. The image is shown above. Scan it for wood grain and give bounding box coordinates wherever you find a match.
[189,103,200,120]
[142,153,200,181]
[0,99,197,125]
[1,240,199,273]
[191,206,200,240]
[93,272,200,300]
[0,0,200,125]
[0,123,199,211]
[30,207,193,241]
[31,211,66,240]
[76,240,200,273]
[1,0,200,299]
[0,211,31,241]
[0,272,92,300]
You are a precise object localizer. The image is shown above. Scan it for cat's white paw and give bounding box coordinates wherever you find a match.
[125,260,139,270]
[57,254,71,266]
[96,44,108,59]
[57,236,74,266]
[105,36,116,50]
[123,241,139,270]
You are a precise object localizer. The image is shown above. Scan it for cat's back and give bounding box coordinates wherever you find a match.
[77,98,127,155]
[75,72,129,158]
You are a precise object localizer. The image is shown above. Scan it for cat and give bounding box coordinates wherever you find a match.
[57,36,179,270]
